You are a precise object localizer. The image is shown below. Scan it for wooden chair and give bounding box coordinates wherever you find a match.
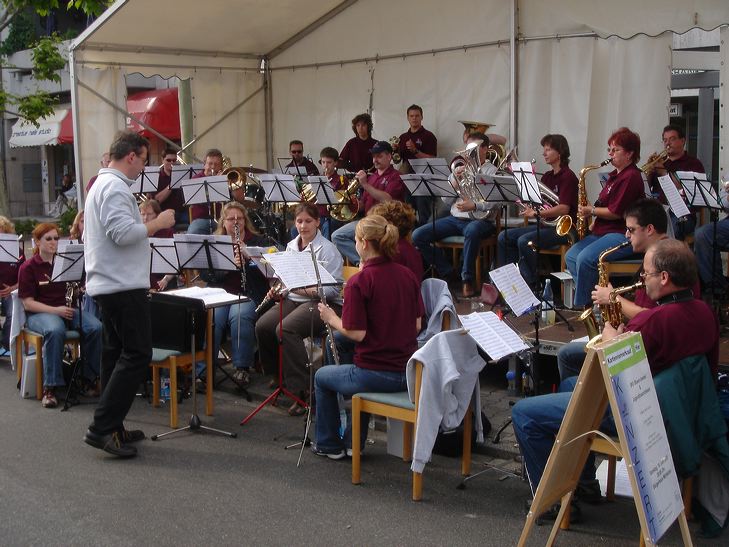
[539,244,569,273]
[351,360,472,501]
[342,265,359,282]
[15,328,80,400]
[150,346,207,428]
[604,259,641,280]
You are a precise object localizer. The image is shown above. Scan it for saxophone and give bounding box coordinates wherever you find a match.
[576,159,611,239]
[579,240,631,338]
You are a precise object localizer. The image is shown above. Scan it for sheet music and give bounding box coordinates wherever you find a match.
[306,177,340,204]
[409,158,451,177]
[170,163,204,188]
[165,286,245,307]
[51,243,85,282]
[401,174,455,198]
[130,167,160,194]
[458,311,529,361]
[180,176,230,205]
[676,171,722,209]
[149,238,179,275]
[263,249,338,289]
[489,263,540,316]
[510,161,542,204]
[173,233,237,271]
[657,175,691,218]
[258,175,301,203]
[477,173,521,204]
[0,233,21,263]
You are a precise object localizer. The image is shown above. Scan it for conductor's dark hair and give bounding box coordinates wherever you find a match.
[109,130,149,161]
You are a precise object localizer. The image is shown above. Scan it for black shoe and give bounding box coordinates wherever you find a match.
[525,498,583,524]
[310,444,345,460]
[84,429,137,458]
[575,479,603,504]
[121,428,146,443]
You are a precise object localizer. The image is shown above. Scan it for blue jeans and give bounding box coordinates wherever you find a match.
[26,309,102,388]
[497,225,571,286]
[557,341,587,381]
[332,220,360,265]
[694,218,729,290]
[188,218,217,235]
[670,210,696,241]
[213,299,257,370]
[511,376,616,492]
[565,233,634,307]
[314,364,407,452]
[1,295,12,350]
[412,215,495,282]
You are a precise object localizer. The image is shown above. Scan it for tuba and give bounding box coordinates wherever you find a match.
[329,175,360,222]
[579,240,631,339]
[449,141,493,220]
[576,159,611,239]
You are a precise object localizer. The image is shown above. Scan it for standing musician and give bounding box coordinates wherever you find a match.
[17,223,102,408]
[566,127,645,309]
[647,124,705,240]
[153,147,188,226]
[497,134,578,286]
[412,132,497,298]
[286,140,320,176]
[339,113,377,173]
[200,202,269,387]
[512,240,718,520]
[331,141,406,266]
[398,104,438,226]
[0,216,23,352]
[188,148,224,235]
[313,214,424,459]
[255,203,344,416]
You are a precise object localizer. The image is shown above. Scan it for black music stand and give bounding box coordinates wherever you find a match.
[181,175,230,234]
[0,233,21,265]
[169,163,205,189]
[259,174,301,243]
[131,167,160,200]
[150,291,237,441]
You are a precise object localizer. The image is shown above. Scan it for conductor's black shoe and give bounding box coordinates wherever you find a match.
[84,429,137,458]
[121,428,146,443]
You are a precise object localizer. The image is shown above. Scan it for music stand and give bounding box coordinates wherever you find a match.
[306,176,339,208]
[130,167,160,199]
[149,237,179,277]
[0,233,21,265]
[181,175,230,233]
[48,243,88,410]
[409,157,451,177]
[169,163,205,189]
[402,173,455,277]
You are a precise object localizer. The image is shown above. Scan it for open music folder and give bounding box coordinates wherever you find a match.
[458,311,529,361]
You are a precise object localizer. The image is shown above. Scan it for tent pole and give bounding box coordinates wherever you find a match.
[720,26,727,184]
[178,79,194,163]
[510,0,518,147]
[69,50,85,207]
[264,59,273,171]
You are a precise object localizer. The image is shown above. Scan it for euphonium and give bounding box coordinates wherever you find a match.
[517,180,574,237]
[576,159,611,239]
[329,175,360,222]
[449,141,493,220]
[579,240,631,338]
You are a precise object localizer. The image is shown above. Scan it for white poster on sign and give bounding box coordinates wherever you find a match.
[603,333,683,544]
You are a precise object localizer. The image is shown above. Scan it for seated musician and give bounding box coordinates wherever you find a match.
[566,127,645,309]
[255,203,344,416]
[647,124,705,240]
[200,202,269,387]
[694,180,729,300]
[497,134,578,286]
[0,216,23,352]
[313,214,424,459]
[188,148,224,235]
[286,140,320,176]
[17,223,102,408]
[331,141,406,265]
[411,132,497,297]
[339,113,377,173]
[512,239,718,520]
[139,200,176,292]
[153,147,188,226]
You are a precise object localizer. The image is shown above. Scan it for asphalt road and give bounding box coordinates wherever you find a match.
[0,364,723,546]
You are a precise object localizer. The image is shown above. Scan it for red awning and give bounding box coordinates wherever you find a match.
[126,88,180,140]
[59,109,73,144]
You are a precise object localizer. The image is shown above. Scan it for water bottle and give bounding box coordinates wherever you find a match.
[506,370,516,394]
[161,377,170,402]
[541,279,555,326]
[339,408,347,438]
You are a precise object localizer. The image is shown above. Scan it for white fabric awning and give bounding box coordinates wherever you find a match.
[8,109,73,148]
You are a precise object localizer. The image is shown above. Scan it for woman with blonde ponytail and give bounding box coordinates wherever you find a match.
[312,215,424,459]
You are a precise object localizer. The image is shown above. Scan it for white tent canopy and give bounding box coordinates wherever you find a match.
[71,0,729,199]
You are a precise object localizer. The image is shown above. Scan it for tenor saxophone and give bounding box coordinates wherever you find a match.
[576,159,611,239]
[579,240,631,338]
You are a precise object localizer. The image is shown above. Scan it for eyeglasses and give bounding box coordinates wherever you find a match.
[625,226,640,234]
[607,147,624,154]
[225,217,245,222]
[663,136,682,144]
[43,236,60,241]
[164,158,176,163]
[639,270,662,279]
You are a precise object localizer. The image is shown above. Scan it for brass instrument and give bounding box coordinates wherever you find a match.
[449,141,493,220]
[579,240,631,339]
[577,159,612,239]
[389,135,401,165]
[640,149,669,175]
[329,175,361,222]
[458,120,506,167]
[517,180,574,237]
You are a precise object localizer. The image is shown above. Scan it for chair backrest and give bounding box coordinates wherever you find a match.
[342,266,359,282]
[418,278,458,343]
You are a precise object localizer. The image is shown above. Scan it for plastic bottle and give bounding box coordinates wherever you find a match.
[161,377,170,402]
[541,279,555,326]
[506,370,516,393]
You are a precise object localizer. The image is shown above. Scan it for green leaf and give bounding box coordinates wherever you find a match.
[16,91,58,126]
[31,34,66,82]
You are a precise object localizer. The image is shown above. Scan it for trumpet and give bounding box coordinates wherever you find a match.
[640,149,669,175]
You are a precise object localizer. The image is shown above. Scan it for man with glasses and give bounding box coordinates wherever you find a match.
[647,124,705,240]
[83,130,175,458]
[285,140,319,176]
[153,147,187,226]
[512,238,718,522]
[188,148,225,235]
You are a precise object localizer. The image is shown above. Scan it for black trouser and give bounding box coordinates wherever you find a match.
[89,289,152,436]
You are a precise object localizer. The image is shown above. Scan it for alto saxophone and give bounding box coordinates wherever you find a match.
[579,240,631,338]
[576,159,611,239]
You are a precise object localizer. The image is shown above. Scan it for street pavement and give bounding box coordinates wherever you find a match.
[0,362,724,546]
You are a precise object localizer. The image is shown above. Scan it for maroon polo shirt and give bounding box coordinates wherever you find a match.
[340,136,377,172]
[18,254,66,307]
[189,172,224,222]
[0,252,23,288]
[86,175,98,193]
[398,126,437,163]
[395,238,423,284]
[285,158,320,176]
[342,256,424,372]
[591,164,645,236]
[649,152,705,205]
[154,167,185,214]
[360,166,406,214]
[626,296,718,377]
[541,166,578,223]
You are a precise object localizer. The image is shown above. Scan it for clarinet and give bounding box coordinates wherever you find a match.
[255,280,284,318]
[309,245,340,365]
[233,221,247,294]
[65,282,79,328]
